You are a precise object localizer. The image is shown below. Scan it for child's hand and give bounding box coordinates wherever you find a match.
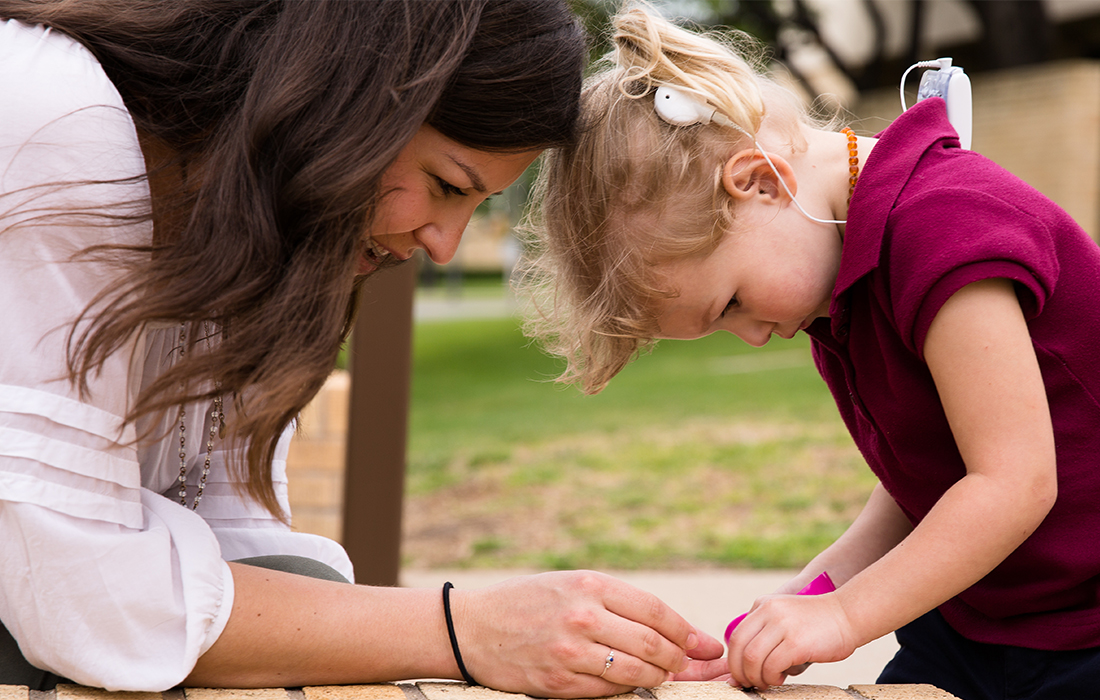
[725,592,858,689]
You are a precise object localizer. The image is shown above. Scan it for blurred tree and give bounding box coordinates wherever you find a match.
[963,0,1051,69]
[569,1,1065,98]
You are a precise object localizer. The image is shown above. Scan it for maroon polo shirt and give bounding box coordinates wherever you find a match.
[805,98,1100,649]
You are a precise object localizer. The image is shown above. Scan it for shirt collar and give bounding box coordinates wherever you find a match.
[829,97,962,316]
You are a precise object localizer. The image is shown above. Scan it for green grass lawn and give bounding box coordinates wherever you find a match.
[404,308,876,571]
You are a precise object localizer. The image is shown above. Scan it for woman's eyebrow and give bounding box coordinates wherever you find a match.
[447,155,489,194]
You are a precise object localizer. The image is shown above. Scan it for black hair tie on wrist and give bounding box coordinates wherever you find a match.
[442,582,479,686]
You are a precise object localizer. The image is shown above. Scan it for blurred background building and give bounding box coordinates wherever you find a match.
[599,0,1100,106]
[433,0,1100,285]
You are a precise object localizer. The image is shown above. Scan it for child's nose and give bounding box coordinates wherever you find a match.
[734,320,774,347]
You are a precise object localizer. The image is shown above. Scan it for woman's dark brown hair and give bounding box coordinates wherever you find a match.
[0,0,586,518]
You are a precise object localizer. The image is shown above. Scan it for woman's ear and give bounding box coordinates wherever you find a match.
[720,149,796,204]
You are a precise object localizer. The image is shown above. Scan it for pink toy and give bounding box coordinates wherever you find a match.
[724,571,836,643]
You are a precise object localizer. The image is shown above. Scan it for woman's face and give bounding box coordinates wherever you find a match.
[359,125,540,274]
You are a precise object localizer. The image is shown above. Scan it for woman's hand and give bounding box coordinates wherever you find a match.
[670,656,730,682]
[725,592,857,689]
[452,570,725,698]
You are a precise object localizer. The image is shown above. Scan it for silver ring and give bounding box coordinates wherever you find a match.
[599,649,615,678]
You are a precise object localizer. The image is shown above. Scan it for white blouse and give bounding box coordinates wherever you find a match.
[0,20,353,691]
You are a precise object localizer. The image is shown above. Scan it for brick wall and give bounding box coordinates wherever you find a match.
[286,370,349,541]
[854,60,1100,239]
[1,680,962,700]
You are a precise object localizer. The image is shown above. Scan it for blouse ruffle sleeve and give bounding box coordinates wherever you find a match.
[0,20,350,691]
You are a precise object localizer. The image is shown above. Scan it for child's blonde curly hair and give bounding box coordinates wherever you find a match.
[516,5,813,394]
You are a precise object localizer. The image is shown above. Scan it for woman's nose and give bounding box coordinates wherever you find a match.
[415,209,476,264]
[414,226,461,264]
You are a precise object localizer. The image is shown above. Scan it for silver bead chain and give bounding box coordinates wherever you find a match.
[176,322,225,510]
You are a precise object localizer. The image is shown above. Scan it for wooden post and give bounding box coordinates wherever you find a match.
[341,262,417,586]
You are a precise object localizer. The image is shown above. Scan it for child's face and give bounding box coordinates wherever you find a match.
[653,206,841,346]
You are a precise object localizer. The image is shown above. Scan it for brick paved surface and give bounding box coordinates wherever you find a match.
[1,681,958,700]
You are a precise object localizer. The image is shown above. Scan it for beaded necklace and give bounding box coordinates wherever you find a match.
[841,127,860,205]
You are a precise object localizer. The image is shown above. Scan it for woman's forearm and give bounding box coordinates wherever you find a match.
[187,566,722,696]
[187,563,457,687]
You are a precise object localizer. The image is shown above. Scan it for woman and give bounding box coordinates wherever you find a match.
[0,1,723,695]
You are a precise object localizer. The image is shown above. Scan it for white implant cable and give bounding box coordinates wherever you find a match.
[900,58,953,112]
[654,85,847,225]
[715,113,847,225]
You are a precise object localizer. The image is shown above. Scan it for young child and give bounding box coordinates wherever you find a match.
[517,6,1100,699]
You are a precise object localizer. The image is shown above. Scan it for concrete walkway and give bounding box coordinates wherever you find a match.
[414,294,518,322]
[400,569,899,688]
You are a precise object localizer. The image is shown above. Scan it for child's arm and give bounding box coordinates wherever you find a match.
[780,482,913,595]
[726,278,1058,688]
[742,481,912,681]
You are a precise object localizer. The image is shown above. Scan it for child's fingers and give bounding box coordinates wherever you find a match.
[760,639,806,687]
[785,661,812,676]
[741,631,807,688]
[725,596,823,688]
[742,628,791,688]
[725,612,779,688]
[729,594,860,688]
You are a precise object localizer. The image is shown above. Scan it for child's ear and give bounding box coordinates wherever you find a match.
[720,149,796,204]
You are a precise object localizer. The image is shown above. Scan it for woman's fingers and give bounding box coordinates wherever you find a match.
[671,656,730,681]
[593,606,690,676]
[546,570,698,674]
[686,629,725,661]
[598,573,697,649]
[588,647,659,690]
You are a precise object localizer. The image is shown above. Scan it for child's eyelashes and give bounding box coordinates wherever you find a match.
[721,295,740,316]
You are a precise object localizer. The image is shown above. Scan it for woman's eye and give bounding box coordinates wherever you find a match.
[435,176,466,197]
[721,295,739,316]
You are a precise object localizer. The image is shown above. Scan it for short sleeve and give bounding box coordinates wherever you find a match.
[883,187,1058,358]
